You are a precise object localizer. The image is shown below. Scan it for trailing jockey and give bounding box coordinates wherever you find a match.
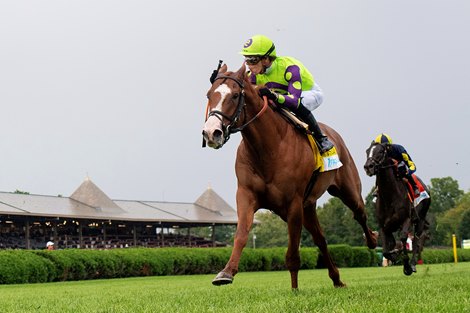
[374,133,420,197]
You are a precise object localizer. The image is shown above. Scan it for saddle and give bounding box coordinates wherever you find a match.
[276,106,309,134]
[390,159,429,206]
[275,107,342,173]
[405,175,430,207]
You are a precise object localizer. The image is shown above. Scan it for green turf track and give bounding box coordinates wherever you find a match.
[0,262,469,313]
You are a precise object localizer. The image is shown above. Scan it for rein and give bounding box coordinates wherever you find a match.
[207,74,269,144]
[231,96,269,133]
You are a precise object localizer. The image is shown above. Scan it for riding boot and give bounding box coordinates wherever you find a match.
[295,104,334,153]
[407,175,420,196]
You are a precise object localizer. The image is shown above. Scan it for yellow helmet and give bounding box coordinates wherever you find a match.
[374,133,392,144]
[239,35,276,57]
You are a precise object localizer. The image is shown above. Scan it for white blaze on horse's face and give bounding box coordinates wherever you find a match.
[203,83,232,149]
[364,145,378,177]
[368,145,376,159]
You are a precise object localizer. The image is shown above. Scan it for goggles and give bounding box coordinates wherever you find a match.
[245,56,261,65]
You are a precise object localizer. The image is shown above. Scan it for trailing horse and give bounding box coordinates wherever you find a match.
[202,64,377,289]
[364,142,431,275]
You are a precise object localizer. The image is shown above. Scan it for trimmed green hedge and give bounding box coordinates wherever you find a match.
[0,250,55,284]
[0,246,467,284]
[421,248,470,264]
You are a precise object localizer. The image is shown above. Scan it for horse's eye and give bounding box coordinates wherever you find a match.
[233,93,239,100]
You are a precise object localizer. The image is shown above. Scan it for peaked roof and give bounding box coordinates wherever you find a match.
[195,186,236,217]
[70,177,125,214]
[0,179,237,225]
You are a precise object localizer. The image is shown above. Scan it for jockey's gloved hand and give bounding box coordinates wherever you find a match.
[210,70,218,84]
[397,162,408,177]
[259,88,278,101]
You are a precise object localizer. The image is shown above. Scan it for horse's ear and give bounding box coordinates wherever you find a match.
[237,63,246,79]
[236,64,248,80]
[219,64,228,74]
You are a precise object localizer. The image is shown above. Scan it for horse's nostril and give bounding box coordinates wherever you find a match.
[213,129,223,140]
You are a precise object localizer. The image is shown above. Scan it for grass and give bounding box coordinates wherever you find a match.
[0,263,469,313]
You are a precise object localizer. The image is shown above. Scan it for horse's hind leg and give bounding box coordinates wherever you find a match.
[303,198,345,288]
[410,235,419,272]
[410,202,430,273]
[328,184,378,249]
[415,200,431,239]
[285,200,304,290]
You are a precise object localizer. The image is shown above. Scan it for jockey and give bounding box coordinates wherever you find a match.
[375,133,420,196]
[239,34,334,153]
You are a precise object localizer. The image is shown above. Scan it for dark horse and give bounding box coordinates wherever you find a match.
[364,142,431,275]
[202,64,377,289]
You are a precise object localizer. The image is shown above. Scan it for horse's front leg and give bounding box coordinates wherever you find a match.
[381,228,398,262]
[285,201,303,290]
[212,189,256,286]
[400,217,413,276]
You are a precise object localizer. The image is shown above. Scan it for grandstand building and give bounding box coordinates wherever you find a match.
[0,178,238,249]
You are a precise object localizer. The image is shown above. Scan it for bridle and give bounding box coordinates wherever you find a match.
[206,74,269,145]
[366,143,395,175]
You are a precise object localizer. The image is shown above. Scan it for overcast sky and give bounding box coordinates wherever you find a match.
[1,1,469,209]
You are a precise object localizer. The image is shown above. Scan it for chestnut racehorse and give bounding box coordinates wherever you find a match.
[202,64,377,289]
[364,142,431,275]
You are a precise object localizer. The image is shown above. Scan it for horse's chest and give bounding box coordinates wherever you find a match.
[377,198,411,227]
[236,148,309,211]
[260,183,298,212]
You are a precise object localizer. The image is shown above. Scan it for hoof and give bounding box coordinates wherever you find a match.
[334,281,347,288]
[403,260,413,276]
[403,266,413,276]
[212,271,233,286]
[411,264,417,273]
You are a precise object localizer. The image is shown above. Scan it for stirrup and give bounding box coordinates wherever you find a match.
[317,137,334,153]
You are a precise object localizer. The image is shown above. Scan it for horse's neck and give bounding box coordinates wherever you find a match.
[240,96,288,155]
[377,160,406,200]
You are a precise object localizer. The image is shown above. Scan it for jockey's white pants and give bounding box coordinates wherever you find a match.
[301,83,323,112]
